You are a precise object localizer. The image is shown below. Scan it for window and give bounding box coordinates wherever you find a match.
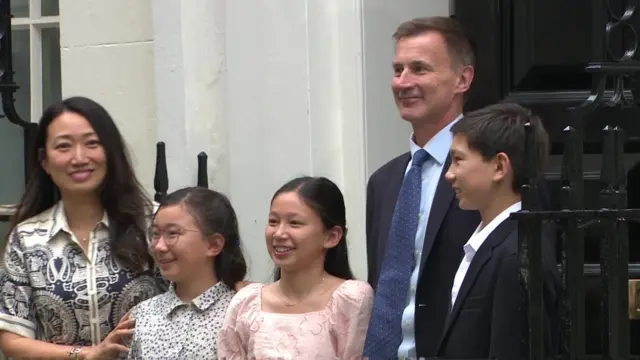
[0,0,61,237]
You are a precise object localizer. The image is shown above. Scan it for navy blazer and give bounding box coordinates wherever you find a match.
[437,218,561,358]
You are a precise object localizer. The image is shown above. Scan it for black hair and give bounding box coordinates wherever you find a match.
[157,187,247,289]
[272,176,354,280]
[5,96,153,273]
[451,102,550,193]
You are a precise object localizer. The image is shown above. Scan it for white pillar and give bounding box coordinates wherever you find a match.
[152,0,229,194]
[59,0,157,192]
[226,0,368,281]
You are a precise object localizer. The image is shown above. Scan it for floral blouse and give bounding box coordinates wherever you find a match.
[0,202,166,346]
[217,280,374,360]
[127,281,236,359]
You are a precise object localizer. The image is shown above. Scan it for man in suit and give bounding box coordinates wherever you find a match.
[440,102,560,358]
[363,16,480,359]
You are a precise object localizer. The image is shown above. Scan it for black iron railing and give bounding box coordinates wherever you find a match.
[511,1,640,359]
[152,141,210,203]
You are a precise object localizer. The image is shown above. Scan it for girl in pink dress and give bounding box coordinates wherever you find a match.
[218,177,373,360]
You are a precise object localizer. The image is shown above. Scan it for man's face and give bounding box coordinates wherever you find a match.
[391,31,472,125]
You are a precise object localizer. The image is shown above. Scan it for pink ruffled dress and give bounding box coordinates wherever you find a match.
[217,280,373,360]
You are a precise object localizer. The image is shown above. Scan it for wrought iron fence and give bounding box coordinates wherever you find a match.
[152,140,210,203]
[510,1,640,359]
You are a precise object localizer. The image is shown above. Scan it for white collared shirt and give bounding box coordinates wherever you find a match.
[450,201,522,308]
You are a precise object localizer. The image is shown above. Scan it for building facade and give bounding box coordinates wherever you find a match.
[0,0,451,281]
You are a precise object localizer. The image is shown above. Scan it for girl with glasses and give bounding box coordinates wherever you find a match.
[127,187,247,360]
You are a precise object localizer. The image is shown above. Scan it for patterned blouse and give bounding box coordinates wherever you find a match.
[0,202,166,346]
[218,280,374,360]
[127,281,236,359]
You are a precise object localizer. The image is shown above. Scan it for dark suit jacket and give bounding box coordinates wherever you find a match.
[366,152,481,357]
[437,218,561,359]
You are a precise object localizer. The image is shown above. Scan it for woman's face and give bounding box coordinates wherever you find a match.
[265,191,341,273]
[150,204,223,283]
[41,111,107,197]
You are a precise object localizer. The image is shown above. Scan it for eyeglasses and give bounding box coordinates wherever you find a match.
[147,226,200,247]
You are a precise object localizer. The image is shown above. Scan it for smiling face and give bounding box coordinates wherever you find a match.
[391,31,473,126]
[265,191,341,274]
[150,204,223,284]
[445,133,498,211]
[41,111,107,197]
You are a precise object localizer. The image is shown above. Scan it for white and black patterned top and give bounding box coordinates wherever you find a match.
[0,201,166,345]
[127,281,236,360]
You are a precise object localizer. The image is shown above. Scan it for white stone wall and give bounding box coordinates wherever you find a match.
[59,0,451,282]
[59,0,157,192]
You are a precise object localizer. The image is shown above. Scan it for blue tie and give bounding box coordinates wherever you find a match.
[364,149,430,359]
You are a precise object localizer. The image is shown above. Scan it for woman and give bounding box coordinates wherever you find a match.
[0,97,165,359]
[218,176,374,360]
[127,187,247,359]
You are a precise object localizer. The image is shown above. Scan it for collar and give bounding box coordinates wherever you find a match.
[47,201,110,242]
[409,114,462,166]
[164,281,230,316]
[465,201,522,253]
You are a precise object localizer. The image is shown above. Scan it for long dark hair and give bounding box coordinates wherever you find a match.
[157,187,247,289]
[272,176,354,280]
[5,96,153,273]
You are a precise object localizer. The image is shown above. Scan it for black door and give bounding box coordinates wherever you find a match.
[454,0,640,355]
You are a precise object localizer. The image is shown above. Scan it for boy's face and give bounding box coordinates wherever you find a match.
[445,133,506,211]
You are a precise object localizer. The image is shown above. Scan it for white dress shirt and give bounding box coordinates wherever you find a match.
[450,201,522,308]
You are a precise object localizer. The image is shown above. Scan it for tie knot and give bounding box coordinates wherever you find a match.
[411,149,430,168]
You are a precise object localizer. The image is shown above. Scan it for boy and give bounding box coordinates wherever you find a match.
[439,102,560,359]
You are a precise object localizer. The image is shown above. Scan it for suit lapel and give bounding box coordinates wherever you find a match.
[439,219,517,344]
[377,153,411,270]
[418,156,454,275]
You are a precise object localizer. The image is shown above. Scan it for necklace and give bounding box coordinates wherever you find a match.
[278,275,327,307]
